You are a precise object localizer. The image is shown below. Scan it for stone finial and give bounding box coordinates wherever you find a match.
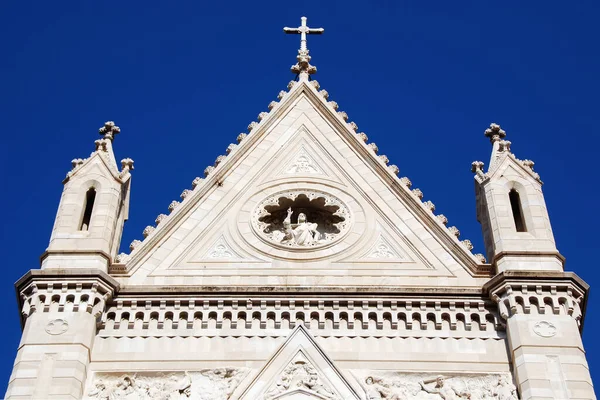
[99,121,120,141]
[412,188,423,199]
[277,90,287,100]
[423,201,435,212]
[237,133,247,143]
[192,177,203,188]
[338,111,349,121]
[283,17,324,76]
[388,164,399,175]
[168,201,180,213]
[204,166,215,177]
[522,159,534,169]
[471,161,484,173]
[484,123,506,144]
[226,143,238,154]
[348,122,359,132]
[474,253,487,263]
[368,143,379,154]
[268,101,278,110]
[471,161,487,183]
[155,214,168,225]
[71,158,84,169]
[461,239,474,251]
[95,139,108,152]
[258,112,269,121]
[329,101,339,110]
[498,140,511,153]
[436,214,448,226]
[121,158,134,172]
[247,121,258,132]
[215,155,227,166]
[400,177,412,188]
[448,226,460,238]
[129,239,142,251]
[180,189,192,200]
[143,226,155,238]
[357,132,368,142]
[319,89,329,99]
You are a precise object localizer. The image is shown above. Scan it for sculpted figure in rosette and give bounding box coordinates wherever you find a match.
[281,208,320,246]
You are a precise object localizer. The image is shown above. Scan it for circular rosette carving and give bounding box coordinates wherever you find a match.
[533,321,557,338]
[252,190,351,249]
[45,319,69,335]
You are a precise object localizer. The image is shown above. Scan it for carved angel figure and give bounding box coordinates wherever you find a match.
[419,376,471,400]
[493,376,518,400]
[364,376,406,400]
[281,208,320,246]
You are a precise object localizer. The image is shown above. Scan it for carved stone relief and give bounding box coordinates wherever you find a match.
[265,357,338,400]
[367,236,404,260]
[253,190,351,249]
[352,371,517,400]
[86,369,249,400]
[204,236,240,260]
[284,147,323,175]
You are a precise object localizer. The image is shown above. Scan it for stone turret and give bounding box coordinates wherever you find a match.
[475,124,593,399]
[472,123,562,273]
[41,121,133,272]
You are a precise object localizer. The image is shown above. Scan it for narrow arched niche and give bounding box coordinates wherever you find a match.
[79,187,96,231]
[509,189,527,232]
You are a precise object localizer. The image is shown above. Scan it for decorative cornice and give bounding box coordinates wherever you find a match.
[484,271,589,330]
[15,268,120,328]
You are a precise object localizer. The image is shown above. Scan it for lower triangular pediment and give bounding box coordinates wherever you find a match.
[235,325,362,400]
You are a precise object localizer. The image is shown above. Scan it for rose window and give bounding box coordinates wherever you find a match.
[253,190,351,248]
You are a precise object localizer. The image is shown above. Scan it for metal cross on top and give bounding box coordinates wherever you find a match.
[283,17,324,76]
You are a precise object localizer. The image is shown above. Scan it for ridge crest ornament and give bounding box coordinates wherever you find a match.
[253,189,351,249]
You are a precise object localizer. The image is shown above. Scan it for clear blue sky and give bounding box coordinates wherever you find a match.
[1,1,598,394]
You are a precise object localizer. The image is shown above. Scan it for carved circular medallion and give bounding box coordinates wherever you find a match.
[45,319,69,335]
[533,321,557,338]
[252,189,352,250]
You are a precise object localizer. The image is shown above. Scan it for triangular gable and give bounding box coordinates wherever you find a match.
[118,80,489,284]
[234,325,362,400]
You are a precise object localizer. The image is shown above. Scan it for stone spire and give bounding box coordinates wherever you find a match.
[283,16,324,79]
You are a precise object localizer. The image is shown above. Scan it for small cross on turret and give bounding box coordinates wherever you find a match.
[99,121,120,141]
[283,17,324,77]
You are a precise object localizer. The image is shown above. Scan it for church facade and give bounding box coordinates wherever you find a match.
[6,18,595,400]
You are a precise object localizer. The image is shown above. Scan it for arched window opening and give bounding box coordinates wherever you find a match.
[80,188,96,231]
[509,189,526,232]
